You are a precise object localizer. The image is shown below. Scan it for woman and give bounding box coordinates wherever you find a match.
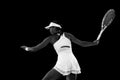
[21,22,99,80]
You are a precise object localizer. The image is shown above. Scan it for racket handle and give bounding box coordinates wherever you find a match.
[97,29,104,40]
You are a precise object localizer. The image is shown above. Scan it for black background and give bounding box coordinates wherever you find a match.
[2,1,119,80]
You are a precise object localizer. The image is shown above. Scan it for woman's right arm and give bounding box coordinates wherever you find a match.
[21,36,52,52]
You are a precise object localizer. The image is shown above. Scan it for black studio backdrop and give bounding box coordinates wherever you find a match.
[4,1,119,80]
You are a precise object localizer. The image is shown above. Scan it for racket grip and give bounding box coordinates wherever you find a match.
[97,29,104,40]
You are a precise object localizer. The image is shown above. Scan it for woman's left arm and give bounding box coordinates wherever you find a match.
[65,32,99,47]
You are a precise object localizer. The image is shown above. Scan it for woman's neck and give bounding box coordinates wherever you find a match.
[58,32,64,36]
[52,32,63,36]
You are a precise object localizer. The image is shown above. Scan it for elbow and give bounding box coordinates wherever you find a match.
[73,39,99,47]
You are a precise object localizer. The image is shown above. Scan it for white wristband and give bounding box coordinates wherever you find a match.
[25,47,29,51]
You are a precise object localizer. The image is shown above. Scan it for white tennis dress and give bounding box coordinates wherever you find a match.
[53,33,81,76]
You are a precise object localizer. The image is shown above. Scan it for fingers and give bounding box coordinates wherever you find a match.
[21,46,27,49]
[93,40,99,45]
[21,46,33,52]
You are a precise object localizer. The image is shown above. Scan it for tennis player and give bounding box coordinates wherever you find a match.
[21,22,99,80]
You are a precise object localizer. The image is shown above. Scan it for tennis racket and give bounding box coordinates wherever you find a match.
[97,9,115,40]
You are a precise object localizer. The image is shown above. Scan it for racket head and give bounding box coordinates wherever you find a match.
[97,9,115,41]
[101,9,115,30]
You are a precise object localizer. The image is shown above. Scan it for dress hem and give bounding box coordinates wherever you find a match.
[53,67,81,76]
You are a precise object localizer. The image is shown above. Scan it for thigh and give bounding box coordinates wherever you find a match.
[42,69,62,80]
[66,74,77,80]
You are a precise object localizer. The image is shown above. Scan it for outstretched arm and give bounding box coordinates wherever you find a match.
[66,32,99,47]
[21,36,51,52]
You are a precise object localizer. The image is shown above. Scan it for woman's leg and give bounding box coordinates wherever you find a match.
[66,74,77,80]
[42,69,63,80]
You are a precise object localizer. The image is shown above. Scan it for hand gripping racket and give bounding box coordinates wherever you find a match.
[97,9,115,40]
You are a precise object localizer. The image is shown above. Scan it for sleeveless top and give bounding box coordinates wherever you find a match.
[53,33,81,76]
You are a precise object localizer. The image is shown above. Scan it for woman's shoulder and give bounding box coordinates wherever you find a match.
[64,32,73,39]
[64,32,77,41]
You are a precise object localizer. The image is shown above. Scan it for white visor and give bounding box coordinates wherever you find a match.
[45,22,62,29]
